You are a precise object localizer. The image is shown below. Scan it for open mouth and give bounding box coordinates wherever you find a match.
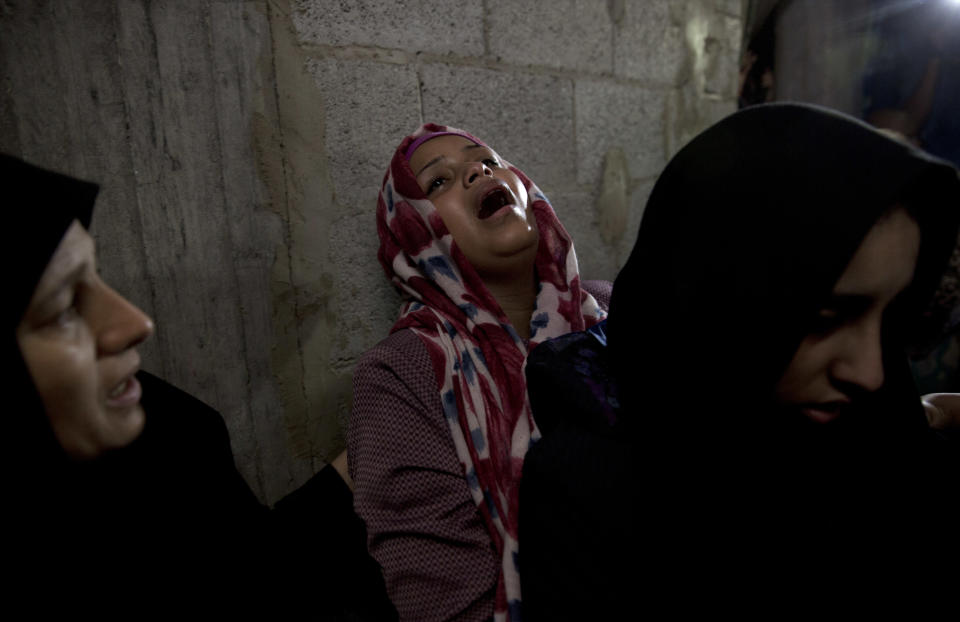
[478,187,511,219]
[105,373,143,408]
[109,376,134,398]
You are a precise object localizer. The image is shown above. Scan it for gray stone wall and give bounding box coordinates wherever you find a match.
[1,0,743,503]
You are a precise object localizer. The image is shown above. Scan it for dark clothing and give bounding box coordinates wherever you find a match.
[520,104,960,618]
[4,153,395,620]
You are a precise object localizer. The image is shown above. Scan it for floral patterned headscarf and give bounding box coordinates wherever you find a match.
[377,123,605,619]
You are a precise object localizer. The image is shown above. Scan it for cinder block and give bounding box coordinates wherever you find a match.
[326,209,403,362]
[420,63,577,191]
[306,57,421,205]
[292,0,483,56]
[486,0,612,73]
[546,190,620,282]
[718,0,744,18]
[614,0,687,85]
[701,14,741,99]
[575,80,667,185]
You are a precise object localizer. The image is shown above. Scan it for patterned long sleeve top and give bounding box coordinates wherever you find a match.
[348,280,612,622]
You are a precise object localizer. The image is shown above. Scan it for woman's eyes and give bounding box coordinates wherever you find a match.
[424,158,502,195]
[426,176,446,194]
[810,309,842,334]
[811,305,864,334]
[48,291,82,328]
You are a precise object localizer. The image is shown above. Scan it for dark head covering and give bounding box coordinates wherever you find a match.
[3,154,269,569]
[521,104,960,618]
[5,153,99,476]
[6,154,97,329]
[607,102,960,442]
[605,103,960,566]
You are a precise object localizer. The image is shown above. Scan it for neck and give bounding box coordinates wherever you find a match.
[482,269,537,340]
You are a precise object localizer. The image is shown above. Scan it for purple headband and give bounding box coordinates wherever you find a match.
[403,131,484,161]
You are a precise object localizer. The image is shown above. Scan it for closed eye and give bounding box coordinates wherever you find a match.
[810,296,872,335]
[47,288,82,329]
[810,308,844,334]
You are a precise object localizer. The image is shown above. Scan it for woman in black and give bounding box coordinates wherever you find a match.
[520,103,960,618]
[5,153,394,619]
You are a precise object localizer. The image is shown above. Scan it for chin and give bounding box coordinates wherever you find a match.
[105,403,148,449]
[62,405,147,460]
[498,217,539,250]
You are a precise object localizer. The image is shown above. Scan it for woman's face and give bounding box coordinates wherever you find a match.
[16,221,154,459]
[775,207,921,423]
[409,135,539,279]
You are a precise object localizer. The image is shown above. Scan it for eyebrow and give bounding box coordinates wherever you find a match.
[415,156,444,176]
[414,144,490,176]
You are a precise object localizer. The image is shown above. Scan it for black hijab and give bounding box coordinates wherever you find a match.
[3,153,264,554]
[524,105,960,617]
[603,104,960,566]
[607,103,960,444]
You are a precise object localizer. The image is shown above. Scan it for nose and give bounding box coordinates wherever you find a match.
[462,160,493,187]
[830,323,885,394]
[94,281,155,356]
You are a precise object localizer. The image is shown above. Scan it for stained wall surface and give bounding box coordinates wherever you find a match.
[1,0,743,503]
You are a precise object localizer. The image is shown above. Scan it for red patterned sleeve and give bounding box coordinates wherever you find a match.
[348,330,499,622]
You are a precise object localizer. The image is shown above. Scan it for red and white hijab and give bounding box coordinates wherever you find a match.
[377,123,605,619]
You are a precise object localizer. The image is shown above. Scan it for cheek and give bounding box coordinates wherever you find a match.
[775,339,824,399]
[20,334,103,451]
[504,174,529,210]
[21,335,99,399]
[434,198,474,246]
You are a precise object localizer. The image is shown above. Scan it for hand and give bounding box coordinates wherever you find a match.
[922,393,960,430]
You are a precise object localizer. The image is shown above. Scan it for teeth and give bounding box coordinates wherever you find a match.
[109,378,129,398]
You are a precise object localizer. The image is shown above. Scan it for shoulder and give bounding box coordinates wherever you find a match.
[349,328,456,477]
[351,329,437,417]
[583,279,613,312]
[128,372,265,524]
[355,329,433,377]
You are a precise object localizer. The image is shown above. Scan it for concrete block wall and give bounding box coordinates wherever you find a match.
[1,0,743,503]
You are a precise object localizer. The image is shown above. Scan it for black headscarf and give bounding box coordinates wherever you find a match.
[3,153,264,553]
[608,103,960,443]
[522,104,960,619]
[605,103,960,561]
[2,156,398,618]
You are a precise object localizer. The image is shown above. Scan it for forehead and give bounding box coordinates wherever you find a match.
[834,208,920,296]
[409,135,488,172]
